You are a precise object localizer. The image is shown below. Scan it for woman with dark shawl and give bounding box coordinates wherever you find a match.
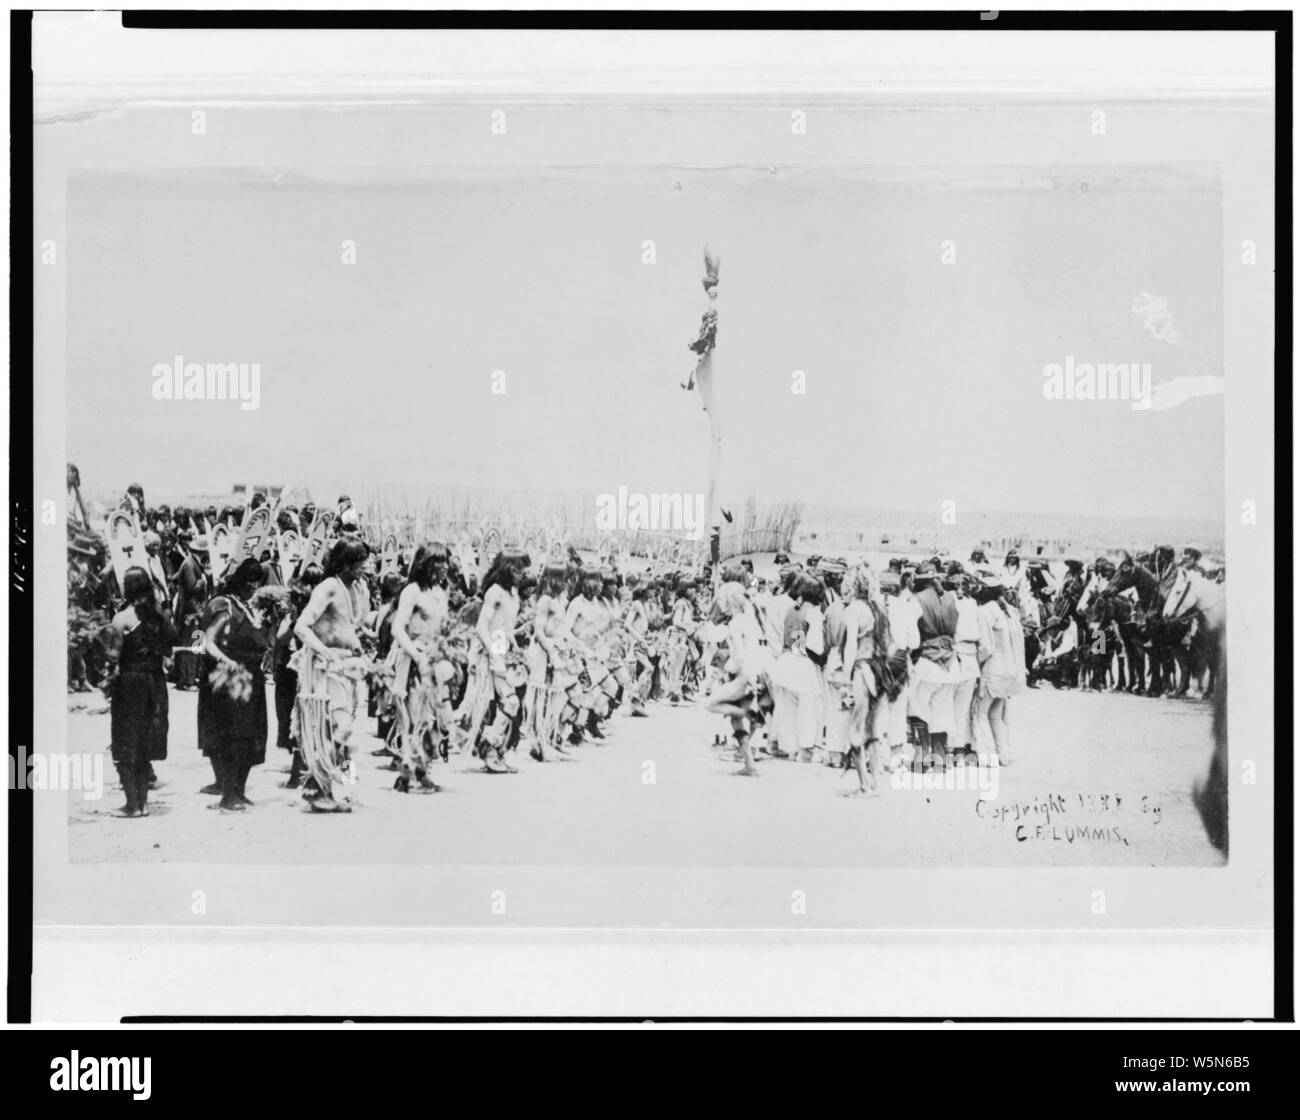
[197,557,271,812]
[105,566,176,817]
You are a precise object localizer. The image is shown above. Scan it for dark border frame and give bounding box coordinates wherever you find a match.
[9,8,1292,1026]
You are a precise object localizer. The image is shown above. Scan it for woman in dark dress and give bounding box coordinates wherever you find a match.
[197,557,271,812]
[105,566,176,817]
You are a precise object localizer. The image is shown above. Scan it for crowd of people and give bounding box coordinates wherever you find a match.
[65,471,1226,815]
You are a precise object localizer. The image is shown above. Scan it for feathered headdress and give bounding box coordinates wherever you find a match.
[701,244,721,292]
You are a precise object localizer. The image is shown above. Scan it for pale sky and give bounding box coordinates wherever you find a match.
[68,162,1224,521]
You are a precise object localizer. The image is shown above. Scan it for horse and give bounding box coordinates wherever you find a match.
[1103,552,1192,697]
[1083,588,1131,691]
[1157,566,1228,854]
[1163,566,1224,700]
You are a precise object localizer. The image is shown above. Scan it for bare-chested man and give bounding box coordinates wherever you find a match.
[293,538,372,812]
[566,566,619,740]
[464,549,529,772]
[388,543,454,792]
[524,561,582,759]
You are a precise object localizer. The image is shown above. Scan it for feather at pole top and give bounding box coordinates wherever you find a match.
[702,244,721,290]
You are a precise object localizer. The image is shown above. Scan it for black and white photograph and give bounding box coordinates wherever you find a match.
[15,11,1286,1026]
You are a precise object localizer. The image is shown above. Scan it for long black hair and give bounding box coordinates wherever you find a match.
[122,566,160,619]
[324,537,369,579]
[481,548,530,595]
[407,541,449,591]
[220,557,266,600]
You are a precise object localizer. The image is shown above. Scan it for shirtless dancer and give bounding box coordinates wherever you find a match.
[467,549,529,773]
[293,538,372,812]
[524,561,581,760]
[388,543,454,792]
[566,566,618,742]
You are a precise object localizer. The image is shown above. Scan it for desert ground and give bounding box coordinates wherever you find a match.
[64,681,1222,869]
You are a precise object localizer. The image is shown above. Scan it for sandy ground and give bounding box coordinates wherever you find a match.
[63,680,1223,868]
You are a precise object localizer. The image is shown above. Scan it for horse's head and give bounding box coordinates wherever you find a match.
[1104,553,1136,595]
[1087,588,1115,623]
[1163,565,1224,627]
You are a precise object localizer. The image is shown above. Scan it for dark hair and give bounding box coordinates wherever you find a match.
[796,575,824,606]
[222,557,266,598]
[482,549,529,595]
[408,542,450,590]
[122,566,153,604]
[324,538,369,578]
[540,562,568,598]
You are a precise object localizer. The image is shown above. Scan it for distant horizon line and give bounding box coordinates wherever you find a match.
[81,480,1223,531]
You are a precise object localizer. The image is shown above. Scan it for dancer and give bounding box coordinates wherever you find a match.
[974,574,1026,766]
[878,570,919,770]
[292,538,372,811]
[388,543,454,792]
[463,549,529,772]
[838,566,890,796]
[104,566,175,817]
[705,577,772,776]
[524,561,582,759]
[662,581,698,704]
[623,582,655,716]
[566,564,619,742]
[910,562,960,771]
[198,557,271,812]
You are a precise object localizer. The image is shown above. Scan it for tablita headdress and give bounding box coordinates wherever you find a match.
[701,245,721,292]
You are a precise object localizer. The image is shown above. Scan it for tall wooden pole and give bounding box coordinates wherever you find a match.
[689,245,722,563]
